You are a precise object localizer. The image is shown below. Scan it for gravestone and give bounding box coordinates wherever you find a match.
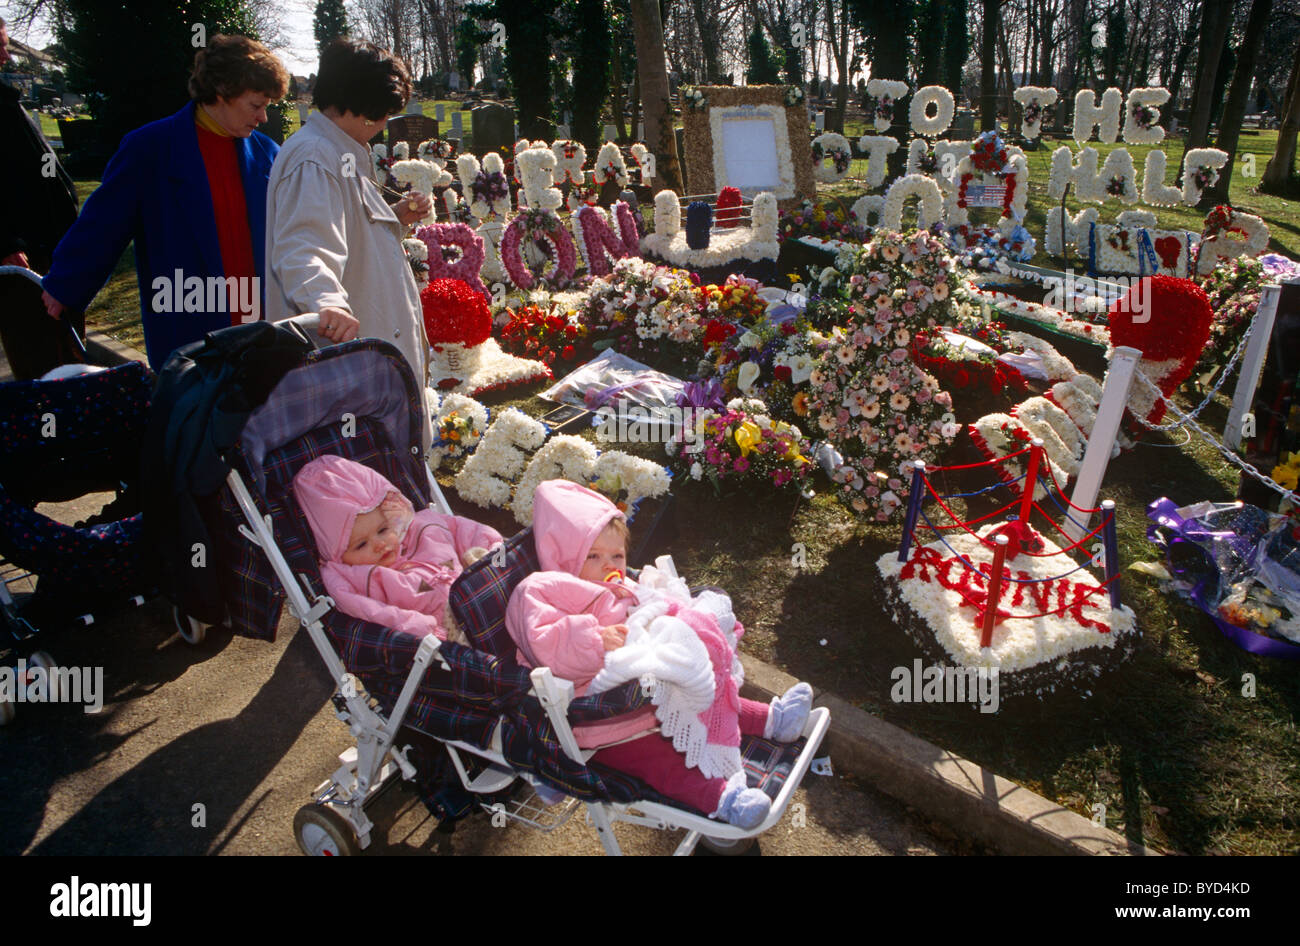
[472,102,515,157]
[949,109,976,140]
[435,103,445,123]
[387,113,438,151]
[603,124,617,142]
[814,111,825,132]
[448,71,461,91]
[407,99,422,115]
[451,110,464,139]
[297,102,310,124]
[636,122,644,141]
[556,124,571,138]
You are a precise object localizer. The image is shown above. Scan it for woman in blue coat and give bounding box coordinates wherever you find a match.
[41,35,289,370]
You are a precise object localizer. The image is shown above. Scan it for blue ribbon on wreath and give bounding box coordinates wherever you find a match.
[1136,229,1159,275]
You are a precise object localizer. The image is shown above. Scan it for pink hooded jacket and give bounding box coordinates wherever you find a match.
[506,480,657,748]
[294,455,502,640]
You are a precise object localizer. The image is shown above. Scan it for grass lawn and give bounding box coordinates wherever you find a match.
[60,112,1300,854]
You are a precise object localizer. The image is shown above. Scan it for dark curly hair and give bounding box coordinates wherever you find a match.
[312,38,412,121]
[188,34,289,103]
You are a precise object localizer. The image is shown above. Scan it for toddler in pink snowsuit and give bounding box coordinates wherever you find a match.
[294,455,503,641]
[505,480,812,828]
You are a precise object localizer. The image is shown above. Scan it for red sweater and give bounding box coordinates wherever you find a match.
[195,117,256,324]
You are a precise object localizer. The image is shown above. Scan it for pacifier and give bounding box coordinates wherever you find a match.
[604,569,625,583]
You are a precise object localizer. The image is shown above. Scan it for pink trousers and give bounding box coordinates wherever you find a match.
[590,697,769,814]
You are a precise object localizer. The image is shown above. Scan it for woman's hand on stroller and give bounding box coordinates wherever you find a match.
[600,624,629,652]
[312,306,360,343]
[42,289,65,320]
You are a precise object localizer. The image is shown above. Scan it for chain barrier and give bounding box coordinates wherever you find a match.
[1133,371,1298,506]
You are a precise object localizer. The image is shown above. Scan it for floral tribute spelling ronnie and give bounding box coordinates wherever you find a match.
[799,230,962,521]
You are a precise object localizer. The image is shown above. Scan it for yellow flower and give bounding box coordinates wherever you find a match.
[734,421,763,456]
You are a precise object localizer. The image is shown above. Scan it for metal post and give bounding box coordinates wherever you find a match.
[898,460,927,562]
[1100,498,1121,609]
[1065,345,1143,542]
[1224,283,1281,451]
[981,534,1010,648]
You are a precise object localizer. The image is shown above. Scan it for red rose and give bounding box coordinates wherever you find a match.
[774,365,792,383]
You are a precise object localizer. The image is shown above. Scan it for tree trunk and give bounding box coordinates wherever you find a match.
[611,41,628,142]
[980,0,1000,130]
[1206,0,1273,204]
[1185,0,1234,154]
[828,0,849,133]
[629,0,683,192]
[1261,37,1300,192]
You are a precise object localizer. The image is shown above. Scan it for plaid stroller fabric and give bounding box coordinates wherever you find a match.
[213,341,428,642]
[0,362,152,614]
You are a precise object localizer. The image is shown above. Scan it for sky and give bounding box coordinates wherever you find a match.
[1,0,324,77]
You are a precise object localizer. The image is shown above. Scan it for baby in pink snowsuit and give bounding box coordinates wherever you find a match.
[505,479,813,828]
[294,455,503,641]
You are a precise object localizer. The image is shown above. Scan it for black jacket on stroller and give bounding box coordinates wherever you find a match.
[142,321,313,625]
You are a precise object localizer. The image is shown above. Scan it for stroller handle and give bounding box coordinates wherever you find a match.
[281,313,334,351]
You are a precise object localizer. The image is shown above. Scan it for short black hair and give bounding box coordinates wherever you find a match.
[312,38,412,121]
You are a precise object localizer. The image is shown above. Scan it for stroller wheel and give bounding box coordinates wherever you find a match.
[27,651,63,702]
[698,834,757,856]
[294,803,362,857]
[171,606,208,645]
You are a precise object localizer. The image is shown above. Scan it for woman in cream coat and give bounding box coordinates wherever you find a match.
[265,39,432,392]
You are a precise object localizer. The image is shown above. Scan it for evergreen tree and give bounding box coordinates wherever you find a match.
[465,0,560,139]
[569,0,611,151]
[313,0,350,56]
[59,0,259,152]
[455,18,488,86]
[745,21,783,85]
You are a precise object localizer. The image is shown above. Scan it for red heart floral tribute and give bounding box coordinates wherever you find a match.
[1107,275,1213,423]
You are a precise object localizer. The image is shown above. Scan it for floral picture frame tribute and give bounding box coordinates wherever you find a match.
[681,85,814,208]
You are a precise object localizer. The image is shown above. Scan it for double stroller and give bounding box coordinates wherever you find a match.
[210,321,830,855]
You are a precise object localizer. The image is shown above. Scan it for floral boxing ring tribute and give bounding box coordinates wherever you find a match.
[874,276,1215,699]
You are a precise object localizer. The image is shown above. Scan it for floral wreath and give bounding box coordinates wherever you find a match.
[500,208,577,290]
[551,139,587,185]
[592,142,629,188]
[909,86,955,138]
[1122,88,1170,145]
[414,222,489,300]
[784,85,805,108]
[1197,205,1270,275]
[1181,148,1228,205]
[865,78,908,132]
[1013,86,1059,141]
[810,132,852,183]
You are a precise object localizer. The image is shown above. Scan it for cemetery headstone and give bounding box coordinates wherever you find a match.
[472,102,515,157]
[435,103,445,123]
[297,102,310,124]
[387,113,438,151]
[449,71,461,91]
[407,99,422,115]
[451,110,464,139]
[603,123,617,142]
